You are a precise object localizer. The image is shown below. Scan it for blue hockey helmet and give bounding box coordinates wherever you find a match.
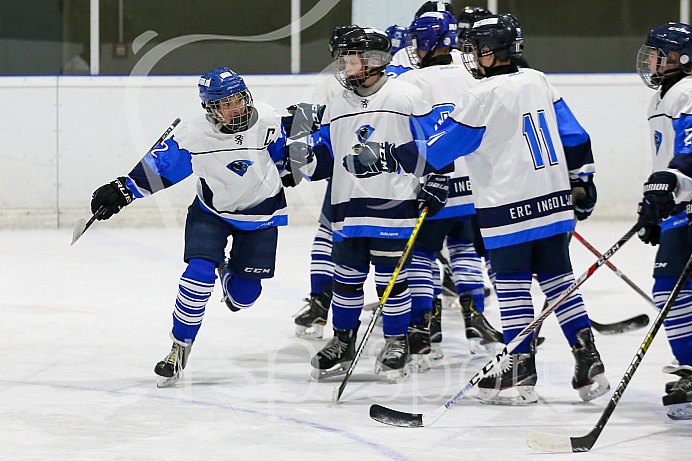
[386,25,409,55]
[329,25,360,58]
[406,11,459,67]
[637,22,692,89]
[198,67,254,132]
[461,14,523,79]
[333,27,392,90]
[456,6,492,38]
[415,1,453,19]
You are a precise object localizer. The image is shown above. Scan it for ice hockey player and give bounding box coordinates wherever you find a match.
[386,25,409,56]
[636,22,692,420]
[292,26,359,340]
[343,15,609,405]
[385,1,463,78]
[396,10,502,369]
[89,67,290,387]
[288,27,449,383]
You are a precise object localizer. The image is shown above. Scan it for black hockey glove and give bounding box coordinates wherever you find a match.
[687,203,692,244]
[283,141,314,172]
[282,103,325,139]
[637,219,661,246]
[640,171,678,223]
[418,174,450,217]
[91,177,134,220]
[570,175,597,221]
[343,141,400,178]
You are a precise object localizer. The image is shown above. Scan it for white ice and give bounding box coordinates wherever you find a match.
[1,218,689,460]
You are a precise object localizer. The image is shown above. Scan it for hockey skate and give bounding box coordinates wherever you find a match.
[154,332,192,388]
[460,294,504,355]
[571,327,610,401]
[294,287,332,340]
[429,297,444,360]
[310,322,359,379]
[477,352,538,405]
[662,364,692,420]
[216,260,239,312]
[408,316,431,373]
[375,334,411,383]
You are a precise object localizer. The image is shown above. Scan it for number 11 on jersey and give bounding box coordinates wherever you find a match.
[523,110,558,169]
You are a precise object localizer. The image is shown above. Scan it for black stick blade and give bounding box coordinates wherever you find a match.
[527,431,597,453]
[369,405,423,427]
[592,314,649,335]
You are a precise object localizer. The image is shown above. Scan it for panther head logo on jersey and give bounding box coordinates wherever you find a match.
[227,160,254,176]
[356,125,375,143]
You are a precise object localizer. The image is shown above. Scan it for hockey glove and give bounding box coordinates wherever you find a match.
[570,175,597,221]
[687,203,692,244]
[282,103,325,140]
[91,177,134,220]
[637,219,661,246]
[418,174,450,217]
[640,171,678,223]
[343,141,400,178]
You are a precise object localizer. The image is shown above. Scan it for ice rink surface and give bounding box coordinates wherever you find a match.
[2,218,691,460]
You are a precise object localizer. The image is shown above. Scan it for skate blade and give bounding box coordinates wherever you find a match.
[295,324,324,340]
[667,402,692,420]
[468,338,503,355]
[576,373,610,402]
[410,354,431,373]
[156,373,181,388]
[311,362,351,380]
[476,386,538,405]
[429,344,444,361]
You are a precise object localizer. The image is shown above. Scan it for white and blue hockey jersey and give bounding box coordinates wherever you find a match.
[420,68,595,249]
[647,76,692,231]
[307,77,433,241]
[385,48,464,78]
[396,63,479,220]
[125,101,288,230]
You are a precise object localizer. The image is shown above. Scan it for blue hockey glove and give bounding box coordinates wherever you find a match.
[91,177,134,220]
[640,171,678,223]
[343,141,400,178]
[637,219,661,246]
[570,175,597,221]
[418,174,449,217]
[282,103,325,139]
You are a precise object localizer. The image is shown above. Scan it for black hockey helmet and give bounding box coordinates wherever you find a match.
[329,25,360,58]
[637,22,692,89]
[415,1,454,19]
[456,6,492,38]
[333,27,392,90]
[461,14,523,78]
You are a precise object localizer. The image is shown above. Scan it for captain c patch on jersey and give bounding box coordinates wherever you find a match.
[227,160,254,176]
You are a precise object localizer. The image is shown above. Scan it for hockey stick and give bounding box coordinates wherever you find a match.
[369,221,642,427]
[527,249,692,453]
[573,232,651,334]
[70,118,181,246]
[332,207,428,403]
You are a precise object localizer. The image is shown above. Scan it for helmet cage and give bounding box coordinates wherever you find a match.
[204,90,254,133]
[334,48,390,89]
[636,45,670,89]
[461,40,482,79]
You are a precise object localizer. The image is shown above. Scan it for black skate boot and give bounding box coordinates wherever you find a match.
[408,314,431,373]
[571,327,610,401]
[154,332,192,388]
[217,260,240,312]
[477,352,538,405]
[375,334,411,383]
[310,322,359,379]
[429,297,444,360]
[294,286,332,340]
[460,294,504,355]
[662,364,692,420]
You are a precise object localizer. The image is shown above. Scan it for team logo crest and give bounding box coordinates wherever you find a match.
[235,135,243,144]
[227,160,254,176]
[361,99,370,108]
[356,125,375,143]
[654,130,662,155]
